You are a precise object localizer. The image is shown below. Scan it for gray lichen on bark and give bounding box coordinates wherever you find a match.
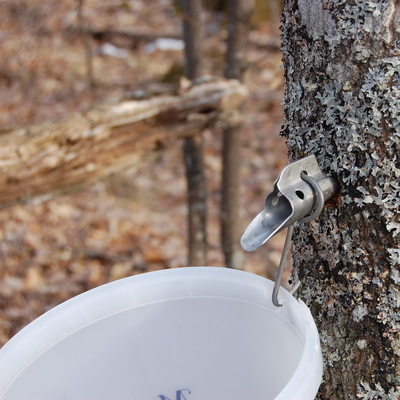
[281,0,400,398]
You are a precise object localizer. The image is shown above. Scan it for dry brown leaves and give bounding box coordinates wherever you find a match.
[0,0,287,346]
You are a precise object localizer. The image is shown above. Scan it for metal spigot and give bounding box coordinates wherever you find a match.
[240,155,339,306]
[241,155,339,252]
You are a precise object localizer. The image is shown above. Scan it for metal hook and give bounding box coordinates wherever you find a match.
[271,173,326,307]
[272,225,294,307]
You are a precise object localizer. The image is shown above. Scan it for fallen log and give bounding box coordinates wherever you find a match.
[0,78,247,207]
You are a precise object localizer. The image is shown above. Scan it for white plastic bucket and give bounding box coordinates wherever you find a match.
[0,267,322,400]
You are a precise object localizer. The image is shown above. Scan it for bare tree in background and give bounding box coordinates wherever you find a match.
[77,0,94,88]
[180,0,207,266]
[221,0,254,269]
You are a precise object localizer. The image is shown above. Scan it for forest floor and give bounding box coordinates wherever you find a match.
[0,0,287,346]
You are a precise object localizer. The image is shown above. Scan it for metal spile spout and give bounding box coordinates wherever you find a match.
[241,155,339,252]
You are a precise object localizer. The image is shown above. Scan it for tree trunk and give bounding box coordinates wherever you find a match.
[181,0,203,81]
[221,0,253,269]
[181,0,208,266]
[281,1,400,398]
[0,79,247,207]
[77,0,94,88]
[224,0,253,81]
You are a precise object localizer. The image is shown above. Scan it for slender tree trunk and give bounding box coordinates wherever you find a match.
[281,1,400,398]
[221,0,253,269]
[224,0,253,81]
[181,0,203,81]
[77,0,94,88]
[181,0,207,266]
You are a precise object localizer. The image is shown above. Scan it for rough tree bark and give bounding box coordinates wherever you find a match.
[221,0,254,269]
[281,1,400,399]
[0,79,247,207]
[181,0,208,266]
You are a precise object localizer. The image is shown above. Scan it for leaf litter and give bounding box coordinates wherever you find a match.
[0,0,287,346]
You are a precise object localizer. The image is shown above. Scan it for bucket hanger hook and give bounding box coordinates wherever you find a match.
[272,225,294,307]
[271,172,326,307]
